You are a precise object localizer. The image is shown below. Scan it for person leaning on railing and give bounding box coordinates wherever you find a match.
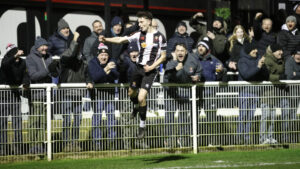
[237,42,269,145]
[88,43,119,151]
[0,44,29,155]
[163,43,202,148]
[58,32,93,152]
[26,37,59,154]
[259,44,286,144]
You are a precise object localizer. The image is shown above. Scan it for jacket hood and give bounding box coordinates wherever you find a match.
[265,46,284,64]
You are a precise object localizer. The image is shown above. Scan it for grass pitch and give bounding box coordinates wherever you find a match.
[1,149,300,169]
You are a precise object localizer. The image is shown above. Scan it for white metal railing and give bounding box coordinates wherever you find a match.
[0,81,299,162]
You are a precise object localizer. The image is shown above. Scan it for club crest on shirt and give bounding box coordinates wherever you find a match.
[189,67,194,73]
[132,82,136,87]
[140,36,145,41]
[141,42,147,48]
[154,36,159,42]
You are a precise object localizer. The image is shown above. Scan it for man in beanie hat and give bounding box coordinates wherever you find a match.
[48,18,74,56]
[118,41,139,83]
[26,36,58,154]
[166,21,194,60]
[100,11,166,139]
[0,44,29,155]
[285,45,300,80]
[194,37,225,82]
[111,16,123,36]
[277,15,300,61]
[253,12,276,56]
[237,42,268,145]
[88,43,119,150]
[189,12,228,64]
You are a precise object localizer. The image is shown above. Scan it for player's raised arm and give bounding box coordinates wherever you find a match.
[100,35,129,44]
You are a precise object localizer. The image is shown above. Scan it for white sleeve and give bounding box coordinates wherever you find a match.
[125,32,140,43]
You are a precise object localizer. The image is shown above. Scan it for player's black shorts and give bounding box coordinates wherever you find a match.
[130,65,158,92]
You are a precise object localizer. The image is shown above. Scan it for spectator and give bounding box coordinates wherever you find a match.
[59,32,93,152]
[190,12,228,64]
[167,21,194,60]
[48,18,74,84]
[277,15,300,61]
[83,20,104,63]
[194,37,225,146]
[101,11,167,139]
[26,37,57,154]
[285,46,300,80]
[88,43,119,150]
[118,41,138,83]
[253,12,276,56]
[227,25,252,75]
[260,44,286,144]
[0,44,29,155]
[292,2,300,29]
[164,43,202,147]
[194,37,225,82]
[48,18,74,56]
[237,42,269,144]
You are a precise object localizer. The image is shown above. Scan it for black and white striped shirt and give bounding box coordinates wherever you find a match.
[126,30,167,66]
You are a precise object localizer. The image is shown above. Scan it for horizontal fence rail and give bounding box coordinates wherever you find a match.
[0,81,300,163]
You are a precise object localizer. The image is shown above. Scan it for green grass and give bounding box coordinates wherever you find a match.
[1,149,300,169]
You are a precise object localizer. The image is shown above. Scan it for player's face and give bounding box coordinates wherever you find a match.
[138,17,151,32]
[175,45,187,62]
[98,52,109,65]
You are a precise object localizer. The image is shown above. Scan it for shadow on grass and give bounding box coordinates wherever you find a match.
[142,155,188,164]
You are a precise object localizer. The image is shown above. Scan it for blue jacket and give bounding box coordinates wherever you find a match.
[238,49,269,81]
[88,57,119,83]
[167,32,194,59]
[48,31,74,56]
[117,52,137,83]
[195,51,225,81]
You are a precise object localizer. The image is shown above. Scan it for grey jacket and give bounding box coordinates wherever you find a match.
[285,55,300,80]
[26,47,53,83]
[83,32,99,63]
[164,53,202,83]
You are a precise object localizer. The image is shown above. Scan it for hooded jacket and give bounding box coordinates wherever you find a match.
[285,55,300,80]
[264,46,285,81]
[26,46,53,83]
[1,49,29,86]
[238,49,269,81]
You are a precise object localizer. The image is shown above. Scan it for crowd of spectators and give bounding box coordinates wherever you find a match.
[1,3,300,154]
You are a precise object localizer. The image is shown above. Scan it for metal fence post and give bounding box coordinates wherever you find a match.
[46,85,52,161]
[192,85,197,154]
